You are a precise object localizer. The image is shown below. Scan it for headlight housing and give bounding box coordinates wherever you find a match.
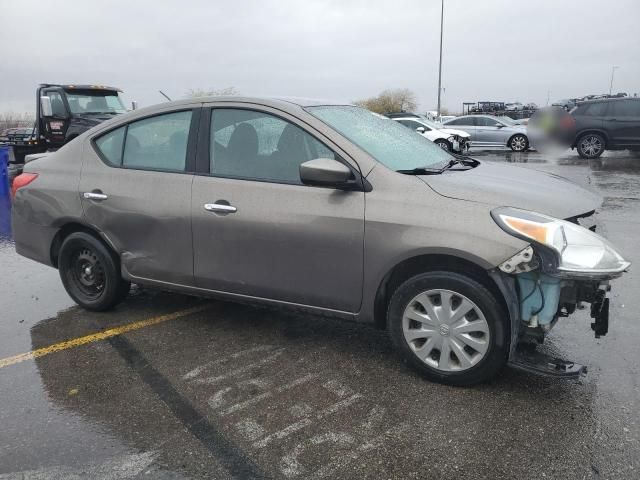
[492,207,630,275]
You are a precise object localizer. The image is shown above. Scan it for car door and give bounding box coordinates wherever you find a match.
[191,105,365,312]
[474,116,507,146]
[607,99,640,147]
[80,107,200,286]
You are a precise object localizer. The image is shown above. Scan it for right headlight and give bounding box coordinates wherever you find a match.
[492,207,630,275]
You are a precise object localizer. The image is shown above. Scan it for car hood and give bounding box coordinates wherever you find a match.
[437,128,471,138]
[421,161,602,219]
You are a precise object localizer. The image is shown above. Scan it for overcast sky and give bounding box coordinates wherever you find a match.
[1,0,638,114]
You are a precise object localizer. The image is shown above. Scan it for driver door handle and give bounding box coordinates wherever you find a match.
[204,203,237,214]
[83,192,108,201]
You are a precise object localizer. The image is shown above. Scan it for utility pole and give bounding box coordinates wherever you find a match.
[436,0,444,118]
[609,66,619,96]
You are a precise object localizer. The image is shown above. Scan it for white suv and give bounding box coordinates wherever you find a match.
[391,116,471,153]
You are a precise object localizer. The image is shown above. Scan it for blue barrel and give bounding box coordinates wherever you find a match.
[0,146,10,198]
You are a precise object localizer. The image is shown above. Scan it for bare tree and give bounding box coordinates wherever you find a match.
[0,111,35,132]
[185,87,239,98]
[354,88,417,114]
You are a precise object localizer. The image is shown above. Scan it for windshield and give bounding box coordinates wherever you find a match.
[64,90,126,114]
[498,116,516,126]
[307,106,453,171]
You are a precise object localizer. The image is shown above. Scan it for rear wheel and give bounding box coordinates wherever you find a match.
[58,232,130,311]
[387,271,509,385]
[577,133,605,159]
[434,139,451,151]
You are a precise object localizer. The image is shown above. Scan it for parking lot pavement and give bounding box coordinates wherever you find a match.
[1,149,639,479]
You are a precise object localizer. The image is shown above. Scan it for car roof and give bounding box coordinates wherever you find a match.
[127,96,354,117]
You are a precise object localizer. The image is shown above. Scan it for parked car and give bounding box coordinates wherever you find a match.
[437,115,457,123]
[570,97,640,158]
[12,97,630,385]
[552,99,578,111]
[443,115,530,151]
[391,115,471,153]
[505,103,524,111]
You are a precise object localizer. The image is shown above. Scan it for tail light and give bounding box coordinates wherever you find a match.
[11,173,38,200]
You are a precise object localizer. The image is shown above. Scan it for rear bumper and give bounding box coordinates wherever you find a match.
[11,214,57,267]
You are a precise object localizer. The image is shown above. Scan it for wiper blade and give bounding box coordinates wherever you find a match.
[396,167,443,175]
[438,159,462,172]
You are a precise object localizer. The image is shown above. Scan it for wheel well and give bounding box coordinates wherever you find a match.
[50,223,109,267]
[373,254,508,329]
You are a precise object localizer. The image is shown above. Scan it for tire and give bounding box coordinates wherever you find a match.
[58,232,130,311]
[387,271,509,386]
[576,133,605,159]
[508,134,528,152]
[434,139,451,151]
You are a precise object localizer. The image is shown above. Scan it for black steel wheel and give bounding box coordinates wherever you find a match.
[58,232,130,311]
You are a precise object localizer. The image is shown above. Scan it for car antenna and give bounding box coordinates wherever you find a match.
[159,90,172,101]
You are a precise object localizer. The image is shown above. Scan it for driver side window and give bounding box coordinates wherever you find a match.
[210,109,336,184]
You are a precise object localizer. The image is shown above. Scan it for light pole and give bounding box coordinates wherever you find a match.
[609,66,619,96]
[436,0,444,118]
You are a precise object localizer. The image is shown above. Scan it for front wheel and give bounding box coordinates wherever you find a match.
[58,232,130,311]
[509,134,528,152]
[434,139,451,151]
[577,133,605,159]
[387,271,509,386]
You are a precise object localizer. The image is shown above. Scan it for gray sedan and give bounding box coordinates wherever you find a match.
[444,115,530,151]
[11,97,629,385]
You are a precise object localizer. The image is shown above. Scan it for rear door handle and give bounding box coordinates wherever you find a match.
[83,192,108,201]
[204,203,237,214]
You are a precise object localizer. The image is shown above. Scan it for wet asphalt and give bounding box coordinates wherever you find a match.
[0,149,639,479]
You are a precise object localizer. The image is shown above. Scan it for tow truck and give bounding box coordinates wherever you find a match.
[5,84,129,168]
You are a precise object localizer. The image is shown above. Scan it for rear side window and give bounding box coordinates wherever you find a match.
[94,111,192,170]
[610,100,640,117]
[398,119,428,131]
[447,117,474,126]
[578,102,608,116]
[95,126,125,166]
[123,111,192,171]
[476,117,500,127]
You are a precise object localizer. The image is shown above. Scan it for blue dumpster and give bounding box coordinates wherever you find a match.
[0,146,10,198]
[0,146,11,237]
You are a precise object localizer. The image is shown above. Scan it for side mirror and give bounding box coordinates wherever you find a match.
[495,123,504,128]
[416,126,426,134]
[40,96,53,117]
[300,158,355,189]
[131,101,138,110]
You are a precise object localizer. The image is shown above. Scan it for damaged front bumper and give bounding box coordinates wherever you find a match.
[490,210,630,378]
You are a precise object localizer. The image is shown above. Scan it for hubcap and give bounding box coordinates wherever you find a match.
[580,136,602,157]
[402,289,490,372]
[511,136,526,151]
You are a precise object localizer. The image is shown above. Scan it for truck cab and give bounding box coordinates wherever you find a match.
[38,84,127,149]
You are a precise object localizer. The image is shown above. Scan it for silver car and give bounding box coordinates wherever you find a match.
[444,115,530,151]
[11,97,629,385]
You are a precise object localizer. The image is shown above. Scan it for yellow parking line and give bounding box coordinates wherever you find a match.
[0,304,209,370]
